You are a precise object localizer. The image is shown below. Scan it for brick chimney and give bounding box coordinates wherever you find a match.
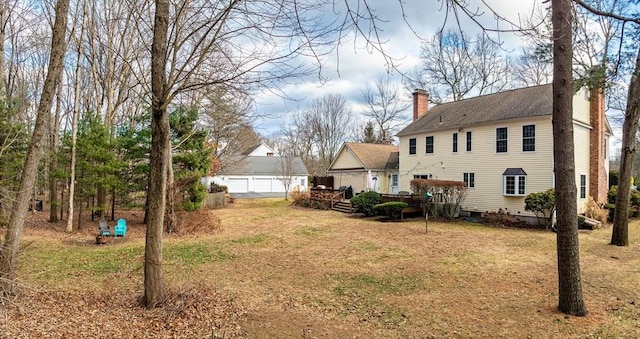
[412,89,429,121]
[589,87,607,204]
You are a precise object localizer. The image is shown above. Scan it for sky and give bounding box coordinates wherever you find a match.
[252,0,544,138]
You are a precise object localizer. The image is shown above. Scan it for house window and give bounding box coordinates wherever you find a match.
[413,174,431,180]
[580,174,586,199]
[522,125,535,152]
[496,127,508,153]
[466,131,472,152]
[452,133,458,153]
[425,136,434,154]
[463,172,475,188]
[409,138,416,155]
[391,174,398,186]
[503,168,526,196]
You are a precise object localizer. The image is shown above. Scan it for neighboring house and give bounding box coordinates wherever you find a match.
[326,142,400,194]
[396,85,611,220]
[202,143,309,194]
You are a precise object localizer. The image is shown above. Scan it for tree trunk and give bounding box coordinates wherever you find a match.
[66,29,83,232]
[166,155,175,233]
[0,0,6,100]
[552,0,587,316]
[49,77,63,222]
[0,0,70,294]
[611,45,640,246]
[111,186,116,221]
[144,0,170,308]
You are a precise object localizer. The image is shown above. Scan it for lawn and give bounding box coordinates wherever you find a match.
[2,198,640,338]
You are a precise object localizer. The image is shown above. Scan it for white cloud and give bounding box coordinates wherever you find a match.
[253,0,542,136]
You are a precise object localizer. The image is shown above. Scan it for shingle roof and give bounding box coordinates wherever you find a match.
[343,142,399,170]
[218,155,309,176]
[240,144,262,155]
[397,84,553,136]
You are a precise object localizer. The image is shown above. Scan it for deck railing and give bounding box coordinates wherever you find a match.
[310,188,345,209]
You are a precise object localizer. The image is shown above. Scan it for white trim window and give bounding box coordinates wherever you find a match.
[503,168,526,196]
[496,127,508,153]
[580,174,586,199]
[522,124,535,152]
[409,138,417,155]
[463,172,475,188]
[452,132,458,153]
[425,136,434,154]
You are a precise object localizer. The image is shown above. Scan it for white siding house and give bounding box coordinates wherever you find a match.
[396,85,611,220]
[202,143,309,194]
[326,142,399,194]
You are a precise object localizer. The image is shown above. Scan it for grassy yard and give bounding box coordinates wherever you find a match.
[2,198,640,338]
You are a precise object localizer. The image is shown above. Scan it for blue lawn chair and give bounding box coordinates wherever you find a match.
[114,218,127,237]
[98,219,111,236]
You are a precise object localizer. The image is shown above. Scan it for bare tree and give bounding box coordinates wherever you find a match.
[552,0,587,316]
[360,74,410,142]
[0,0,70,295]
[408,29,510,103]
[279,111,318,173]
[511,45,553,86]
[141,0,358,307]
[306,93,353,169]
[275,151,295,201]
[571,0,640,246]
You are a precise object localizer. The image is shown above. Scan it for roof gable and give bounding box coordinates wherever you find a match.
[328,142,399,171]
[219,155,309,176]
[241,143,277,156]
[397,84,553,136]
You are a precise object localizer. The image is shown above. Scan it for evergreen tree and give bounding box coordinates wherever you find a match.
[170,106,212,211]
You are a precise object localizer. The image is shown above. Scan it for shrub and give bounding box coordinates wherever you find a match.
[410,179,467,219]
[583,196,608,223]
[351,191,381,217]
[183,183,207,211]
[608,185,618,204]
[607,186,640,218]
[609,170,619,188]
[524,188,555,228]
[290,187,310,206]
[209,182,227,193]
[373,202,408,220]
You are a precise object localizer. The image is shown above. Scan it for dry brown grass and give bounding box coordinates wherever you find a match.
[2,199,640,338]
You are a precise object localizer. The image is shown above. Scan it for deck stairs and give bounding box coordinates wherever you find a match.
[332,200,353,213]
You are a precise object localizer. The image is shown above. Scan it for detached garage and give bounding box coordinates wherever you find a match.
[226,178,249,193]
[201,150,309,195]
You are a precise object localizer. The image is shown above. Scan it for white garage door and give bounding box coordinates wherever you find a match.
[226,178,249,193]
[272,180,286,192]
[254,178,273,192]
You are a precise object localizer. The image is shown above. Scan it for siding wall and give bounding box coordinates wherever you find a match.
[400,116,554,216]
[331,149,362,169]
[398,90,599,217]
[328,170,390,193]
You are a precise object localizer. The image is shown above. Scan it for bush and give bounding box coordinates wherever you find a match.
[583,196,608,223]
[209,182,227,193]
[607,186,640,219]
[290,187,310,206]
[351,191,381,217]
[183,183,207,211]
[524,188,555,228]
[608,185,618,204]
[410,179,467,219]
[373,202,408,220]
[609,170,619,188]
